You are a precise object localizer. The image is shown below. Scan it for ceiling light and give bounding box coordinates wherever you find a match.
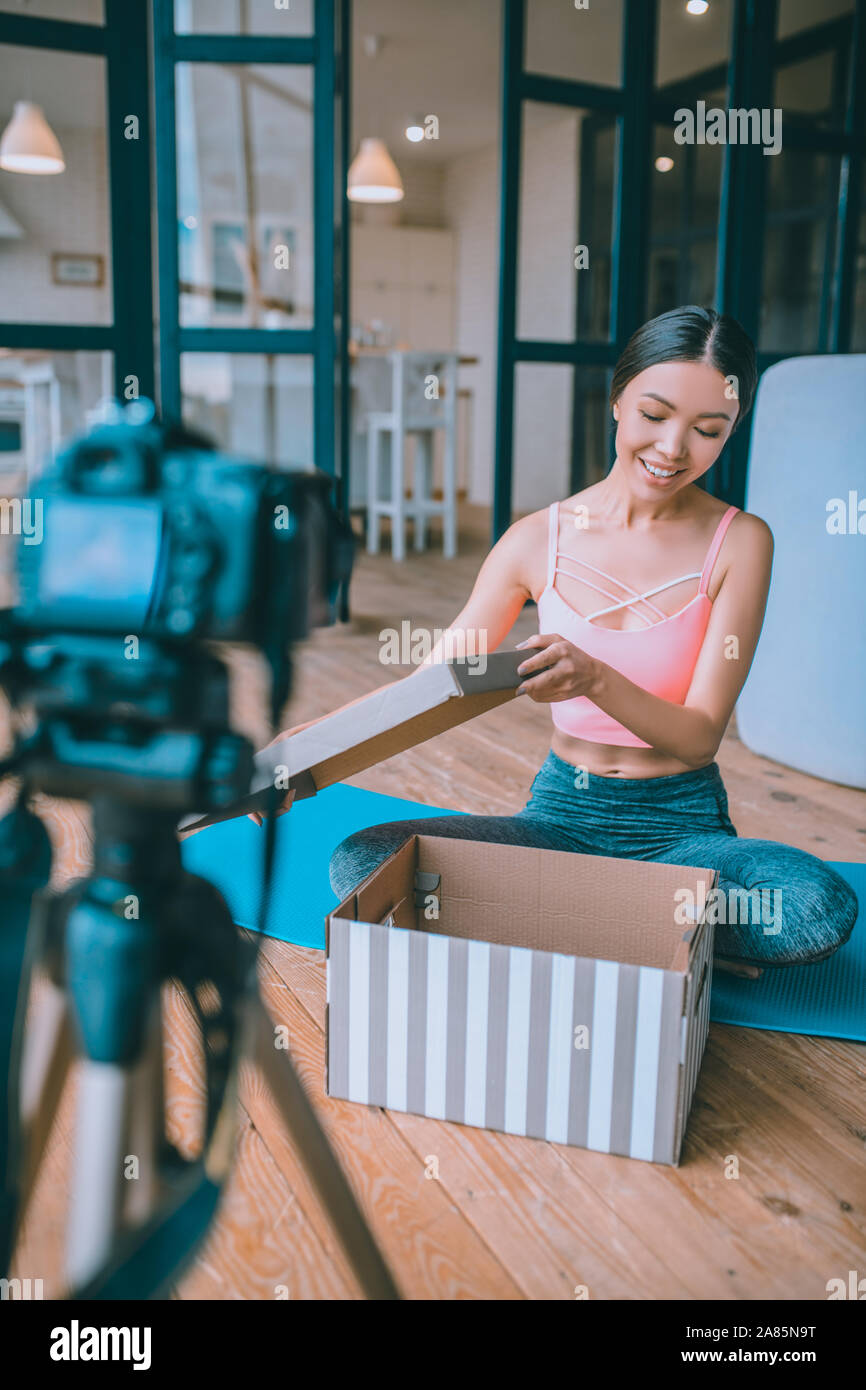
[406,111,426,143]
[686,1,709,14]
[0,101,65,174]
[347,137,404,204]
[655,155,675,172]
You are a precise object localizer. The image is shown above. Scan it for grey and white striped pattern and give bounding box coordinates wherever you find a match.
[327,917,712,1165]
[677,916,715,1155]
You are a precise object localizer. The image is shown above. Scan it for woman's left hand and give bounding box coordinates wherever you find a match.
[515,633,599,702]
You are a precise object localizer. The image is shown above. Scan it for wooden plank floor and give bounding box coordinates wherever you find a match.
[5,502,866,1300]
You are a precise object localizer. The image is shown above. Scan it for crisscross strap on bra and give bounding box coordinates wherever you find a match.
[551,556,674,623]
[546,500,739,620]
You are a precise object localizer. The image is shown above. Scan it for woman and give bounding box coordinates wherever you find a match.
[265,306,859,977]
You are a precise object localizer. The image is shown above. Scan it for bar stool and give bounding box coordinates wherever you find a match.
[365,349,458,561]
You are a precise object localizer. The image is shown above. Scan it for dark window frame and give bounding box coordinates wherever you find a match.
[0,1,154,401]
[494,0,866,528]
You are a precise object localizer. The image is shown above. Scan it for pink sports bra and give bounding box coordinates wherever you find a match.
[535,500,740,747]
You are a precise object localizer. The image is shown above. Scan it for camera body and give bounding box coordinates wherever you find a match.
[0,403,355,812]
[14,411,348,649]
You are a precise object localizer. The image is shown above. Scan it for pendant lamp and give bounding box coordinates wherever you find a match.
[347,137,404,204]
[0,101,65,174]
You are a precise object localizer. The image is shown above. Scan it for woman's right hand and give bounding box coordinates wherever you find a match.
[247,721,314,825]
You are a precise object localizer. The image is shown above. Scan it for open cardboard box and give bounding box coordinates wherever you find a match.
[326,834,718,1165]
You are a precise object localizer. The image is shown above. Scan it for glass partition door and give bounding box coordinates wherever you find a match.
[495,0,652,534]
[152,0,350,536]
[0,0,153,492]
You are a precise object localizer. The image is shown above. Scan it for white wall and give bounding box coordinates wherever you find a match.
[443,142,498,509]
[351,158,448,231]
[0,127,111,324]
[443,109,580,516]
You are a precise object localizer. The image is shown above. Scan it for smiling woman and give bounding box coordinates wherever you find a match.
[488,305,762,781]
[321,304,859,974]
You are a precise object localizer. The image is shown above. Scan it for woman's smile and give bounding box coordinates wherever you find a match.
[637,454,687,483]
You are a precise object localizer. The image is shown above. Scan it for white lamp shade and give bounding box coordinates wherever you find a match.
[347,137,404,204]
[0,101,65,174]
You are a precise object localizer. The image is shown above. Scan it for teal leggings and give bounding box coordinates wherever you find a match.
[329,751,859,968]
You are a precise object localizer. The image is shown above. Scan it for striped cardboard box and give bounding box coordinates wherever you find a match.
[326,836,717,1166]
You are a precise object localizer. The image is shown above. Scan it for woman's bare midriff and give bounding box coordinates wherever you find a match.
[549,728,706,779]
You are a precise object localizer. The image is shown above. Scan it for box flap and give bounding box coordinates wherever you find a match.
[670,867,719,973]
[412,835,718,971]
[354,835,418,928]
[179,651,523,832]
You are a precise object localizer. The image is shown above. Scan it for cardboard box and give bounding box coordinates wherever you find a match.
[179,649,525,831]
[326,834,717,1165]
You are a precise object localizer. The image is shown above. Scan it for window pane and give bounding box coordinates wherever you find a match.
[656,0,733,89]
[517,104,615,344]
[575,365,613,488]
[0,46,111,324]
[181,353,313,468]
[0,348,113,490]
[687,236,718,305]
[0,0,103,20]
[174,0,313,35]
[513,363,573,513]
[514,363,614,508]
[647,122,722,319]
[524,0,623,87]
[773,50,843,132]
[777,0,853,38]
[176,64,313,330]
[759,151,840,354]
[775,0,854,132]
[580,119,615,341]
[0,346,107,600]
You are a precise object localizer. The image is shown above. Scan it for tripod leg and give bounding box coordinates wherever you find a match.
[66,1060,133,1290]
[120,993,164,1229]
[19,979,71,1128]
[61,816,165,1292]
[13,978,74,1242]
[250,995,400,1300]
[0,802,53,1273]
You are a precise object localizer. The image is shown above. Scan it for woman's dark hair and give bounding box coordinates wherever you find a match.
[609,305,757,432]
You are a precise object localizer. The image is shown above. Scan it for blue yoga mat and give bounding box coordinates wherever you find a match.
[709,860,866,1042]
[180,784,866,1043]
[180,782,464,950]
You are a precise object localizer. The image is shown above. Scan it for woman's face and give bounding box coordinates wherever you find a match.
[612,359,740,496]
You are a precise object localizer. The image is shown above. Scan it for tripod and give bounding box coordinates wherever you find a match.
[0,400,373,1297]
[4,791,400,1299]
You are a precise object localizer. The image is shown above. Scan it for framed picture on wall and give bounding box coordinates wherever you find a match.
[51,253,105,287]
[259,223,297,317]
[208,218,297,324]
[211,221,247,318]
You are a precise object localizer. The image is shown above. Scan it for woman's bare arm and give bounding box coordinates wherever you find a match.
[241,519,535,824]
[417,515,536,667]
[266,515,535,735]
